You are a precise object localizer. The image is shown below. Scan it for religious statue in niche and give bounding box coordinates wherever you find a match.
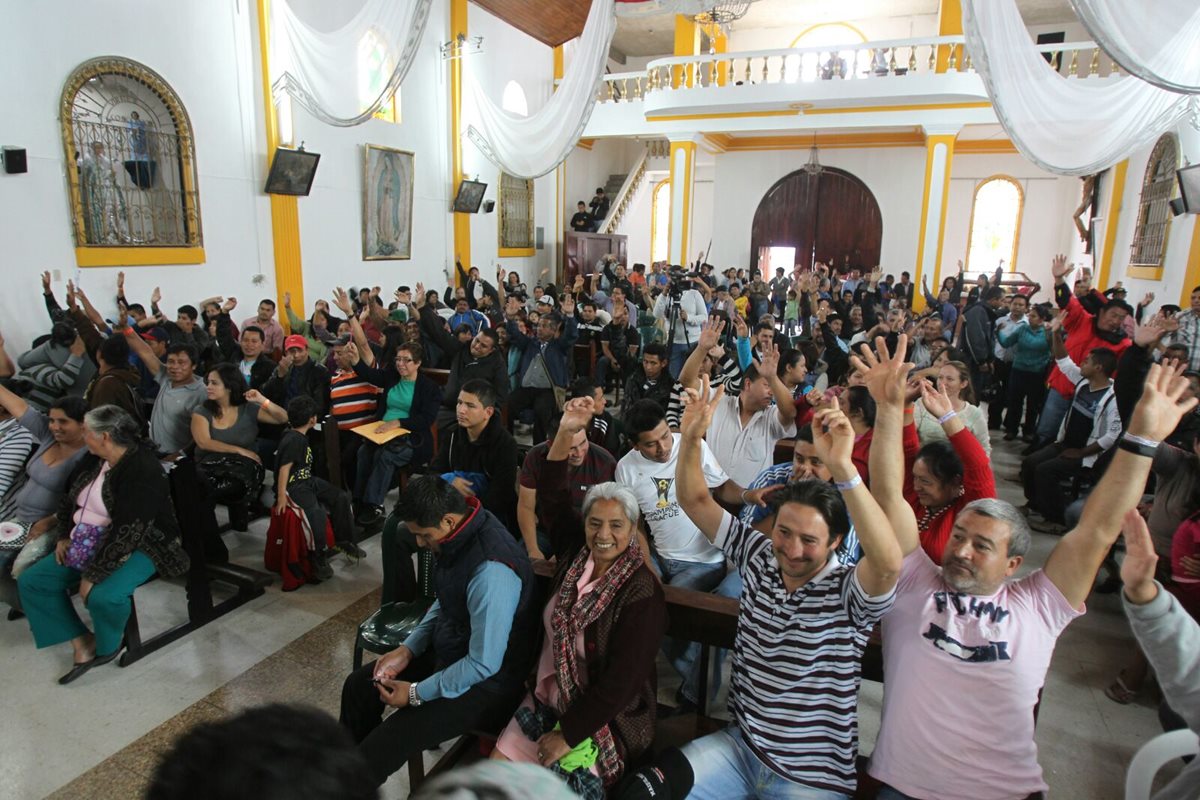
[362,144,414,260]
[64,62,195,247]
[1072,172,1101,254]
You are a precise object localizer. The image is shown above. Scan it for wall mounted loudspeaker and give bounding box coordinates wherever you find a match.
[482,199,496,213]
[1,147,27,174]
[1169,198,1186,217]
[535,226,545,250]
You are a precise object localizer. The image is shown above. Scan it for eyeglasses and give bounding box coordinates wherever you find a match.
[395,356,416,364]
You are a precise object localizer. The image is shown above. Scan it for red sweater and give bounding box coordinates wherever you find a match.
[1047,294,1130,400]
[902,422,996,564]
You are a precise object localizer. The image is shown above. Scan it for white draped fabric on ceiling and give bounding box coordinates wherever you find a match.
[465,0,617,179]
[963,0,1197,176]
[1069,0,1200,94]
[270,0,434,127]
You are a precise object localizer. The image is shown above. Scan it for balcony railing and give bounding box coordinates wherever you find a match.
[596,37,1121,104]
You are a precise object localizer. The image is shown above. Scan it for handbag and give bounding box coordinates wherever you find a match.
[0,520,30,551]
[63,522,107,571]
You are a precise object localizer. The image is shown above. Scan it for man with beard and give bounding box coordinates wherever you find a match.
[855,336,1196,800]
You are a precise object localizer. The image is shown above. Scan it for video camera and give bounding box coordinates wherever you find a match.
[665,265,701,300]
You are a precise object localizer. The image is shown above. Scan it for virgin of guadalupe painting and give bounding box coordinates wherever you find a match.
[363,144,414,260]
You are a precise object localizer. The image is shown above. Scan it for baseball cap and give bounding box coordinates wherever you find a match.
[284,334,308,351]
[537,295,555,306]
[140,326,169,343]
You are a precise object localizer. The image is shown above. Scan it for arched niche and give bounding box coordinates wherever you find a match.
[749,166,882,275]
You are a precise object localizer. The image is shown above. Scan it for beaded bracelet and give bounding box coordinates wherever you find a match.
[937,409,958,424]
[834,474,862,492]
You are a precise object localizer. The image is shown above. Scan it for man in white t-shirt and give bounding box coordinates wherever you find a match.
[704,344,797,487]
[857,336,1197,800]
[617,397,775,708]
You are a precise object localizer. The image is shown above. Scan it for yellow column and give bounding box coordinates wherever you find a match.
[913,128,958,311]
[554,45,565,280]
[1096,160,1129,292]
[450,0,471,284]
[667,136,698,266]
[1179,217,1200,305]
[256,0,303,326]
[935,0,963,73]
[673,15,700,88]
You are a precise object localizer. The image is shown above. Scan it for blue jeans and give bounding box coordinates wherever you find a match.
[655,555,728,703]
[1035,388,1071,445]
[669,343,697,380]
[680,568,742,705]
[355,439,415,508]
[682,726,850,800]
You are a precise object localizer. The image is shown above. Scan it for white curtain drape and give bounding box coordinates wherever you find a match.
[270,0,434,127]
[465,0,616,179]
[963,0,1196,176]
[1070,0,1200,93]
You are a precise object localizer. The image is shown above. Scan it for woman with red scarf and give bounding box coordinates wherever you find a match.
[491,398,666,796]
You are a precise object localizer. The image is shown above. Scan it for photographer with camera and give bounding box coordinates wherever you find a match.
[652,268,708,380]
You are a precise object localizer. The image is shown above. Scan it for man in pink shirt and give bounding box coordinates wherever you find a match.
[242,298,285,356]
[854,337,1197,800]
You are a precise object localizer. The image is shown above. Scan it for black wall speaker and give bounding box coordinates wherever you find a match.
[2,147,27,174]
[535,226,545,250]
[1170,197,1186,217]
[482,199,496,213]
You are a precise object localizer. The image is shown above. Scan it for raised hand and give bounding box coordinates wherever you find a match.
[811,407,855,471]
[679,374,724,441]
[117,271,125,289]
[561,294,576,316]
[1128,360,1198,441]
[244,389,266,405]
[918,378,955,419]
[697,317,726,351]
[332,286,353,316]
[151,286,162,306]
[559,397,594,434]
[1050,254,1072,280]
[849,334,913,408]
[758,342,780,375]
[1133,313,1169,348]
[223,296,237,312]
[1140,291,1155,307]
[1119,509,1159,605]
[731,313,748,339]
[345,342,361,364]
[283,291,292,308]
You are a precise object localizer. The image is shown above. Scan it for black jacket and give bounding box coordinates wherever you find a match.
[263,359,330,416]
[431,413,518,526]
[352,360,442,466]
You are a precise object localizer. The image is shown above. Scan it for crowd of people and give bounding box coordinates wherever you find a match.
[3,253,1199,800]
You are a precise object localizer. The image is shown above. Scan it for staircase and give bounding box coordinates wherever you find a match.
[600,147,649,235]
[603,173,626,198]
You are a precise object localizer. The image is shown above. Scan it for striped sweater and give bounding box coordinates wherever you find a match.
[329,370,382,430]
[715,511,895,794]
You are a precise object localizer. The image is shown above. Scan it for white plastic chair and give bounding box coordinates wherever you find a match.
[1125,728,1200,800]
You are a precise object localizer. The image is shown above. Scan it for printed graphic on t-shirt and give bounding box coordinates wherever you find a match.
[922,590,1012,663]
[654,477,673,508]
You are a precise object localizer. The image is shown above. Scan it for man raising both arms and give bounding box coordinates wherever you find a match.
[855,336,1197,800]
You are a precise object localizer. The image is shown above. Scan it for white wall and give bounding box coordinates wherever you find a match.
[0,0,273,352]
[1105,121,1200,309]
[940,153,1079,293]
[729,14,938,52]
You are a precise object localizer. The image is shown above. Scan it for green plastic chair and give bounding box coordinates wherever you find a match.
[353,544,435,669]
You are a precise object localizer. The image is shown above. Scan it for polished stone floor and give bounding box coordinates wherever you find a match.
[0,432,1184,799]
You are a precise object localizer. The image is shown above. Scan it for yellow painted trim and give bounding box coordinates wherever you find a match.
[702,133,730,152]
[913,134,956,311]
[1127,265,1164,280]
[955,139,1018,154]
[553,46,564,81]
[576,138,595,150]
[1096,160,1129,294]
[1178,219,1200,305]
[450,0,470,281]
[936,0,963,73]
[714,131,926,151]
[76,247,206,267]
[646,110,801,122]
[650,178,670,263]
[788,22,869,48]
[964,175,1024,273]
[257,0,303,325]
[673,16,700,89]
[805,101,991,115]
[498,247,535,258]
[668,141,696,265]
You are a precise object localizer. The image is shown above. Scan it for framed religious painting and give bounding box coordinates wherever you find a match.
[362,144,414,260]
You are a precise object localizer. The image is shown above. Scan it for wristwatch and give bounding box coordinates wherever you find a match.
[408,683,423,707]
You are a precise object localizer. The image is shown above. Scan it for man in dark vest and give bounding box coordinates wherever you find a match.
[339,475,538,787]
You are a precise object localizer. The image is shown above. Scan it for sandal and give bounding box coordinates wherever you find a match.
[1104,672,1139,705]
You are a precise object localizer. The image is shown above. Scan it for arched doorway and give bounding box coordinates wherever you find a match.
[749,167,882,276]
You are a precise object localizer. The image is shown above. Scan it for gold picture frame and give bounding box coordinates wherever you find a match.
[362,144,414,260]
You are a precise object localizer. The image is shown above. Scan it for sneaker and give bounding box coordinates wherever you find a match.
[309,550,334,581]
[355,506,382,526]
[1003,431,1017,441]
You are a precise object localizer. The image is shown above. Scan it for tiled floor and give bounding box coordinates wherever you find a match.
[1,432,1185,799]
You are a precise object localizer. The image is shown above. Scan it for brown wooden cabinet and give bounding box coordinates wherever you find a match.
[563,231,627,287]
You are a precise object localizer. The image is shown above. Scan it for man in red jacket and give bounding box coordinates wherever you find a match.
[1032,255,1131,447]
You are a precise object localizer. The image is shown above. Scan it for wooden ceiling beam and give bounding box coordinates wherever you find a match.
[470,0,593,48]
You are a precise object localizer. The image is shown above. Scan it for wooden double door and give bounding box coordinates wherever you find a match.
[749,166,882,275]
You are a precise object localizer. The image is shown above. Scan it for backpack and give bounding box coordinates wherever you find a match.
[264,495,334,591]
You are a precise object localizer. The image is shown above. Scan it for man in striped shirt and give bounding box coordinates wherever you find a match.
[632,376,901,799]
[329,341,381,489]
